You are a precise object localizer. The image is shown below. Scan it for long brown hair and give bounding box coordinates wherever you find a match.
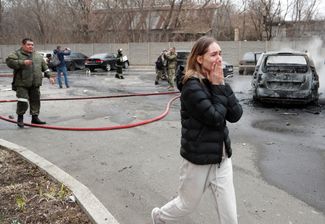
[183,36,217,83]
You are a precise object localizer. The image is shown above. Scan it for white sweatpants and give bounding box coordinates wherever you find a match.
[157,157,238,224]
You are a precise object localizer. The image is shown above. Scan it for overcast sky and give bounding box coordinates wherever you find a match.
[318,1,325,16]
[233,0,325,18]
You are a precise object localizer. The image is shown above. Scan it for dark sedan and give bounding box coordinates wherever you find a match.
[64,52,88,71]
[39,50,88,71]
[222,61,234,78]
[85,53,129,72]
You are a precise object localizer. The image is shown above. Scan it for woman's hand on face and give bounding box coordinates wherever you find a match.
[208,58,224,85]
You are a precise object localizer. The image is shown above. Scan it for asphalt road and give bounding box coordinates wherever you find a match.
[0,66,324,224]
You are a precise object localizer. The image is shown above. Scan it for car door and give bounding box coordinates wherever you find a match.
[109,54,118,69]
[74,53,87,68]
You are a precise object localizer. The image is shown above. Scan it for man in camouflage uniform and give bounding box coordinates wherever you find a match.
[164,47,177,90]
[6,38,55,128]
[154,50,167,85]
[115,49,124,79]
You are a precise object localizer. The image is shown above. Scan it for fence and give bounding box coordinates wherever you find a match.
[1,40,324,66]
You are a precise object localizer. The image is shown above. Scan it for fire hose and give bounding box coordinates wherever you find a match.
[0,92,180,131]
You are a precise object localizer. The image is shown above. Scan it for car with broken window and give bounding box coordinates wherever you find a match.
[251,51,319,104]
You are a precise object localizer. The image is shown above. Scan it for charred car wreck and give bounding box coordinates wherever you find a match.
[251,51,319,104]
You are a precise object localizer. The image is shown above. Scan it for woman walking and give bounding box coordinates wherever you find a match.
[151,36,243,224]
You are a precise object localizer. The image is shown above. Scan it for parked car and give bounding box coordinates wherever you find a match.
[239,51,262,75]
[38,50,88,71]
[176,50,233,77]
[64,52,88,71]
[38,50,54,65]
[85,53,129,72]
[222,61,234,77]
[176,50,190,69]
[251,51,319,104]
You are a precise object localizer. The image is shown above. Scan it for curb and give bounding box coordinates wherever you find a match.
[0,139,120,224]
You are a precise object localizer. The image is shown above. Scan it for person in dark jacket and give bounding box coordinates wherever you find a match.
[53,46,71,88]
[6,38,55,128]
[151,36,243,224]
[115,48,124,79]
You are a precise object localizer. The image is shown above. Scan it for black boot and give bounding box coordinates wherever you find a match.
[31,115,46,125]
[17,115,24,128]
[115,74,120,79]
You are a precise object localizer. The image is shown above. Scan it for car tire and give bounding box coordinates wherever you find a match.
[124,61,129,69]
[105,64,111,71]
[68,63,76,71]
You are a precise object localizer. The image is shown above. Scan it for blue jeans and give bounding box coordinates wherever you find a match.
[56,66,69,87]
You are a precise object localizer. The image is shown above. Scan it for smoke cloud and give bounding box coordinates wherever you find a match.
[303,37,324,95]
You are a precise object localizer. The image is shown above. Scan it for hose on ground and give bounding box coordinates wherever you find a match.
[0,92,180,131]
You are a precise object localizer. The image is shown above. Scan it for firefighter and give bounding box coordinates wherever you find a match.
[115,49,124,79]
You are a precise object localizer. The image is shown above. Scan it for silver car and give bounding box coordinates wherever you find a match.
[251,51,319,104]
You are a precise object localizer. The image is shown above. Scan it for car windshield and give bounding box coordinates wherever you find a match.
[266,55,307,65]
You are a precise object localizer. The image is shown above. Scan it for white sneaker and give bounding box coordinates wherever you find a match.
[151,207,165,224]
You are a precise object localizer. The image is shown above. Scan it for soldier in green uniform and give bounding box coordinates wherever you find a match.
[6,38,55,128]
[164,47,177,90]
[115,49,124,79]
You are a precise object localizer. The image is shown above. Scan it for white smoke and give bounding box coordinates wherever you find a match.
[302,37,325,95]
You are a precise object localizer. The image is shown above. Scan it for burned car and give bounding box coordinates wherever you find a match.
[251,51,319,104]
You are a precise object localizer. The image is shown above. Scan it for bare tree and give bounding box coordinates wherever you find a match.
[245,0,281,40]
[213,0,235,40]
[60,0,95,43]
[290,0,318,21]
[162,0,176,41]
[0,0,3,37]
[0,0,322,44]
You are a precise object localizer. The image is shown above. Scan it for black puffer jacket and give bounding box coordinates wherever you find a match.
[180,77,243,165]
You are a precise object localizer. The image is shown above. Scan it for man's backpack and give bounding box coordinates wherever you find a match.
[50,53,60,67]
[155,55,164,70]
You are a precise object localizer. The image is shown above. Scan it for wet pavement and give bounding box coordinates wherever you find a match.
[0,66,324,223]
